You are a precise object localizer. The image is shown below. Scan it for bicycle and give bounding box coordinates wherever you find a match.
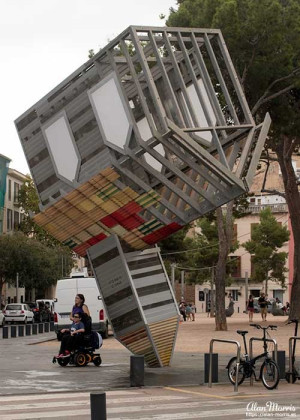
[226,324,280,390]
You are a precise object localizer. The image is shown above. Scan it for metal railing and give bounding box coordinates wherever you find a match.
[209,339,241,392]
[288,337,300,376]
[247,203,288,214]
[249,337,278,386]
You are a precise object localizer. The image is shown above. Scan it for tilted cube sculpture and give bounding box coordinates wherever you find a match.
[15,26,270,367]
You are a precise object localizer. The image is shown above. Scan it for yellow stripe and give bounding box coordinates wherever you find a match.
[164,386,275,400]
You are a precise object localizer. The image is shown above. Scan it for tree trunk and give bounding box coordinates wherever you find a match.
[275,139,300,320]
[214,202,234,331]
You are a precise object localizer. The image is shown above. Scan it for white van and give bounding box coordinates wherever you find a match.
[54,275,109,338]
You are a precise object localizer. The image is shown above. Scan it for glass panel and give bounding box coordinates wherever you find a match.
[90,74,130,150]
[44,116,79,182]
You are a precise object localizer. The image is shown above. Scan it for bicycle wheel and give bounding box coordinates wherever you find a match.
[261,360,280,390]
[227,357,246,386]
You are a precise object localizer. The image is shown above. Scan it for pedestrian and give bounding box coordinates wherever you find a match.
[185,304,192,321]
[246,294,254,322]
[206,299,211,317]
[258,292,268,321]
[190,302,196,321]
[179,302,186,322]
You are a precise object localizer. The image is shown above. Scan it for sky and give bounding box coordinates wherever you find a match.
[0,0,176,174]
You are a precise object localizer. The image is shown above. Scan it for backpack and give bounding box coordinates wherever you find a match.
[91,331,103,349]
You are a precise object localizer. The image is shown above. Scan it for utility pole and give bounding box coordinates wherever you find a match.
[245,271,249,314]
[16,272,19,303]
[181,270,185,301]
[210,267,215,317]
[171,263,176,292]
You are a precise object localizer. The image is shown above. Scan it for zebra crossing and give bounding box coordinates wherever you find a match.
[0,388,245,419]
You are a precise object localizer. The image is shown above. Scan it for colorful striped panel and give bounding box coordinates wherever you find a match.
[148,316,179,366]
[118,327,161,367]
[142,222,182,245]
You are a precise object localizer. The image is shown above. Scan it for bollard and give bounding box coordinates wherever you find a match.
[90,392,106,420]
[50,321,55,331]
[44,322,50,333]
[38,323,44,334]
[130,355,144,387]
[32,324,38,335]
[205,353,218,383]
[273,350,286,379]
[3,326,9,339]
[18,325,24,337]
[26,324,32,336]
[11,325,17,338]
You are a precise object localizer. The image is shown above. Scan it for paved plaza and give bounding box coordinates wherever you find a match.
[1,313,300,418]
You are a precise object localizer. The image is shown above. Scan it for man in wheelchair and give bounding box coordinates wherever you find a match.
[53,313,102,367]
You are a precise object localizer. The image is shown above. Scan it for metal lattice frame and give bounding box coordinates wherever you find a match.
[15,26,270,255]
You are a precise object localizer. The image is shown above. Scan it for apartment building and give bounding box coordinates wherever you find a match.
[0,159,27,305]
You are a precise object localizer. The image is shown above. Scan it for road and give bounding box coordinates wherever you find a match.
[0,385,300,419]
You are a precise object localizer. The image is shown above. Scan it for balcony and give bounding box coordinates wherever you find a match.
[248,203,288,214]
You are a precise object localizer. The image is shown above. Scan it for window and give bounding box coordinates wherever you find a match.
[229,290,239,301]
[229,256,241,277]
[13,211,19,230]
[7,209,12,231]
[14,182,19,203]
[8,179,11,201]
[251,256,256,278]
[232,224,238,244]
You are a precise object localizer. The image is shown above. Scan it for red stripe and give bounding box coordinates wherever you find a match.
[142,222,182,245]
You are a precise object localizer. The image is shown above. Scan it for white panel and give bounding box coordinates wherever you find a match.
[186,79,217,142]
[137,117,164,172]
[44,116,79,182]
[90,76,130,149]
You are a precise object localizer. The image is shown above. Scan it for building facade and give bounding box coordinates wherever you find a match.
[1,165,27,306]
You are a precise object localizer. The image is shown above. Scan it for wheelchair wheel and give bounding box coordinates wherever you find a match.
[74,352,88,367]
[93,355,102,366]
[57,357,70,367]
[85,353,92,364]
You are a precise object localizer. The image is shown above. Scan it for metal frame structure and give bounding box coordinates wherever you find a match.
[15,26,271,366]
[209,338,241,392]
[15,26,271,256]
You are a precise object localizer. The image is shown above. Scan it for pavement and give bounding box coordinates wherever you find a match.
[0,313,300,419]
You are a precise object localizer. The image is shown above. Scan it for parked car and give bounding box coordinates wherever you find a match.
[0,312,4,327]
[3,303,34,324]
[25,301,51,323]
[36,299,55,321]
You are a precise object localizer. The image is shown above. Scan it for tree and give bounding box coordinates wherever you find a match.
[18,176,62,246]
[243,208,289,295]
[167,0,300,319]
[0,233,72,300]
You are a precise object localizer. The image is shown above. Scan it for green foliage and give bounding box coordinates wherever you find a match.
[243,208,289,286]
[0,232,72,293]
[167,0,300,133]
[18,176,71,249]
[159,215,239,284]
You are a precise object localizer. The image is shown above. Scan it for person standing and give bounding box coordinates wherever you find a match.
[179,302,186,322]
[247,294,254,322]
[70,294,90,321]
[185,304,192,321]
[258,292,268,321]
[190,302,196,321]
[206,299,211,317]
